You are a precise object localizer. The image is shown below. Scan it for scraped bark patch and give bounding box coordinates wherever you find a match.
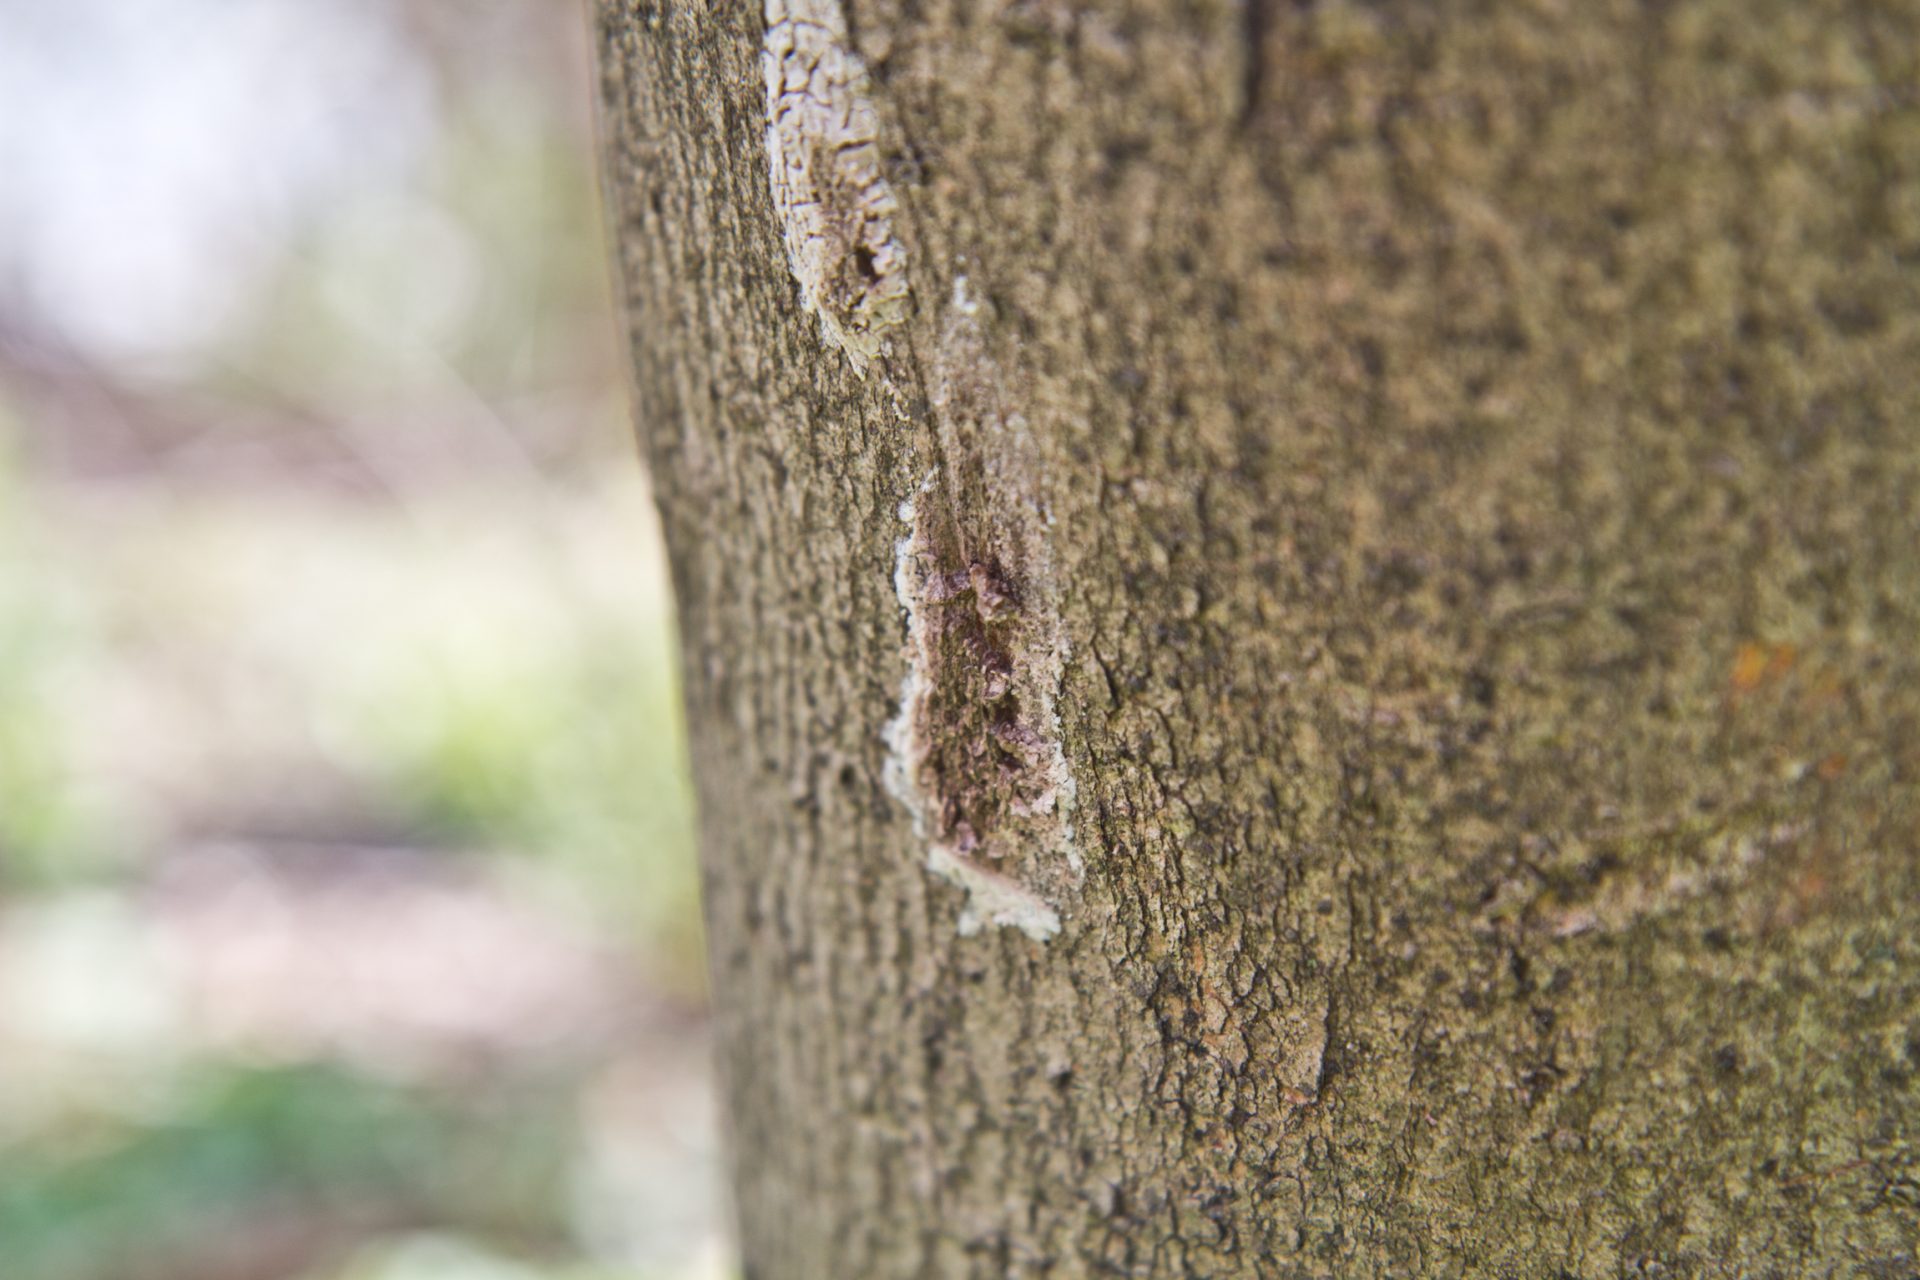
[761,0,909,371]
[884,282,1078,939]
[886,486,1077,940]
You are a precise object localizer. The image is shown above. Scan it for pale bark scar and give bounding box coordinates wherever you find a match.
[761,0,909,372]
[883,282,1079,941]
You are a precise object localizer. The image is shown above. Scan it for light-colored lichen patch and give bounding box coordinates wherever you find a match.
[762,0,909,371]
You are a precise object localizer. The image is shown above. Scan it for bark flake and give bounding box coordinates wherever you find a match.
[762,0,909,372]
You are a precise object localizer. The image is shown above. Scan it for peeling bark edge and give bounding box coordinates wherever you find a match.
[883,476,1075,942]
[761,0,910,371]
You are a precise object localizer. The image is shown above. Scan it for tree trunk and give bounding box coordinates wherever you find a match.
[592,1,1920,1273]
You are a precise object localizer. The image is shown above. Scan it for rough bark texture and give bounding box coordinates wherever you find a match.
[593,1,1920,1274]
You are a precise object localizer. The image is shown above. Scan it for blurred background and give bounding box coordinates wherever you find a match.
[0,2,728,1278]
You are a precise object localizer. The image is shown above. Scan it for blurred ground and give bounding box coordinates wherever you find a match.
[0,2,727,1277]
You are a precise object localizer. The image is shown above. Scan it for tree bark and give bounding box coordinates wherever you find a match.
[592,1,1920,1274]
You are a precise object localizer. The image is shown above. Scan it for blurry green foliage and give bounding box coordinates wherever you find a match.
[331,1236,649,1280]
[330,523,704,982]
[0,1062,575,1280]
[0,420,125,886]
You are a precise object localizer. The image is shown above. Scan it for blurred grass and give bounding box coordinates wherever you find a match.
[0,1062,572,1280]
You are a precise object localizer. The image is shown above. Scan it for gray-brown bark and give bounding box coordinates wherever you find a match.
[592,1,1920,1274]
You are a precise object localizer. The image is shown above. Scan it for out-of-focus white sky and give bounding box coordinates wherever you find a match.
[0,0,434,369]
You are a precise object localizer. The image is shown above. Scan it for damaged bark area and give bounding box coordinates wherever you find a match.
[886,488,1077,939]
[885,286,1078,940]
